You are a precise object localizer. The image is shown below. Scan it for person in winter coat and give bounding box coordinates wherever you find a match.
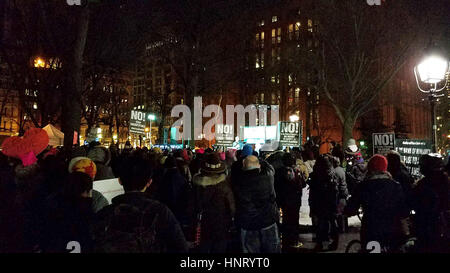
[93,155,188,253]
[330,156,349,233]
[345,154,410,252]
[87,146,115,181]
[40,172,96,252]
[230,144,254,188]
[175,149,192,183]
[386,150,415,200]
[309,154,347,251]
[232,155,280,253]
[190,152,235,253]
[410,154,450,253]
[275,152,307,251]
[344,139,367,195]
[158,156,190,226]
[68,157,109,213]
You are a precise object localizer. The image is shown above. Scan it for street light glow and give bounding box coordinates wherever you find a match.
[289,114,299,122]
[34,57,45,68]
[416,55,449,84]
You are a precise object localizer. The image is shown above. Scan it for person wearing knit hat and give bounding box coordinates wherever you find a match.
[367,154,388,173]
[344,154,410,251]
[241,144,253,158]
[68,157,97,180]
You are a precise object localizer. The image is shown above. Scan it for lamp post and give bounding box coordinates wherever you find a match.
[414,46,449,153]
[148,113,156,146]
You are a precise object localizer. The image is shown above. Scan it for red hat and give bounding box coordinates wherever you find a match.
[368,154,388,173]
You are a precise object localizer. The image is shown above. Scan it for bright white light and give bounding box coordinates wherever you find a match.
[148,114,156,121]
[97,128,102,134]
[417,55,448,84]
[289,114,299,122]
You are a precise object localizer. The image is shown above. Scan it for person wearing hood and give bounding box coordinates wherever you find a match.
[345,154,410,252]
[87,146,115,181]
[190,152,235,253]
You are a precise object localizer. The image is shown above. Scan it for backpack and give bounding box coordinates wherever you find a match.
[95,202,164,253]
[322,171,339,208]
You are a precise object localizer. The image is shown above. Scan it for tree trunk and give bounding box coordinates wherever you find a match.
[62,6,89,152]
[342,116,356,149]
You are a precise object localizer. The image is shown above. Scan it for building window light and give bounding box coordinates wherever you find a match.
[272,16,278,23]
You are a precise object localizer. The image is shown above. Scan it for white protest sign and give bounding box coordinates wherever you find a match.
[93,178,124,204]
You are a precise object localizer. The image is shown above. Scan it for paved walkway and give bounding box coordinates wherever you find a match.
[287,188,361,253]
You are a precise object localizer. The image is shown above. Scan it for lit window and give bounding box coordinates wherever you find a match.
[255,53,260,69]
[260,32,264,48]
[277,28,281,43]
[258,20,265,27]
[308,19,313,32]
[33,102,38,109]
[272,29,276,44]
[261,52,264,68]
[261,93,264,103]
[272,16,278,23]
[288,24,294,40]
[295,22,301,39]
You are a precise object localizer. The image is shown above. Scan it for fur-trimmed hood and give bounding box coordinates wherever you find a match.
[193,173,227,187]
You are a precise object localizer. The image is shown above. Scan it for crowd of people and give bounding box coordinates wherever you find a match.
[0,131,449,253]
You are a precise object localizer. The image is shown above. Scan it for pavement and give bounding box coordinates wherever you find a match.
[283,188,362,253]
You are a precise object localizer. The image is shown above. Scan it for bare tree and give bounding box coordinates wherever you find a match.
[290,0,431,146]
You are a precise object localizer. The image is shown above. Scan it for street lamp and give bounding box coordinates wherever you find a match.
[414,46,449,153]
[289,114,300,122]
[147,113,156,145]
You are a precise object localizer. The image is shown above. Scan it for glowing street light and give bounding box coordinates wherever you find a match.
[414,45,449,152]
[147,113,156,145]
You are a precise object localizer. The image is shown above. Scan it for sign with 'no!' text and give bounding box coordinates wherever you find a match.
[372,133,395,155]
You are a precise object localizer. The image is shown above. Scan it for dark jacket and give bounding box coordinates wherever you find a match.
[157,167,189,224]
[92,189,109,213]
[391,164,415,199]
[93,192,188,253]
[410,172,449,251]
[40,194,94,253]
[309,168,344,217]
[190,173,235,242]
[345,172,410,247]
[232,160,279,230]
[274,165,306,207]
[345,163,367,194]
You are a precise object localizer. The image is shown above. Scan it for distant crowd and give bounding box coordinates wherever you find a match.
[0,135,449,253]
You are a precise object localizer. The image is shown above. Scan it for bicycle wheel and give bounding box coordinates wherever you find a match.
[345,240,362,253]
